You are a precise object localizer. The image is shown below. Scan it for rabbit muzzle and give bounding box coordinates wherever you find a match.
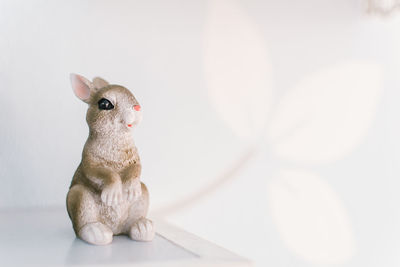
[122,108,142,129]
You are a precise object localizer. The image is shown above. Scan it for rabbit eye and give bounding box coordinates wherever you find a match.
[98,98,114,110]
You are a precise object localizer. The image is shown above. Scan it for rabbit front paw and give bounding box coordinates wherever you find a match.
[125,178,142,202]
[101,181,123,206]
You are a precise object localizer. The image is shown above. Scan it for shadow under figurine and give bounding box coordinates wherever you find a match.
[66,73,155,245]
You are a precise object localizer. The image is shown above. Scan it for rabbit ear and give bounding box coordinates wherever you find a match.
[70,73,93,103]
[92,77,109,89]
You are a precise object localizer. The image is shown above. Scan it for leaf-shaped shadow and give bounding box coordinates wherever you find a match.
[267,169,356,264]
[267,61,383,163]
[204,0,274,141]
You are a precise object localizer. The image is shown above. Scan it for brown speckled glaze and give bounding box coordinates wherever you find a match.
[66,74,155,245]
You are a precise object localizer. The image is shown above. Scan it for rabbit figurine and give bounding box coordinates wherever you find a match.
[66,73,155,245]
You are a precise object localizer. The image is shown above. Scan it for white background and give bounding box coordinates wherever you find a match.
[1,0,400,266]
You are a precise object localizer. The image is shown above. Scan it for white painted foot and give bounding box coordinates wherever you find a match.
[78,222,113,245]
[129,218,155,242]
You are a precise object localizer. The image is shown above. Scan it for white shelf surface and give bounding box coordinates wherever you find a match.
[0,208,250,267]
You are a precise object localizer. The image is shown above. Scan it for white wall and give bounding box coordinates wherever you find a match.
[1,0,400,266]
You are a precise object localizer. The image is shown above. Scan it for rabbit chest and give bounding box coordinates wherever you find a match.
[87,135,139,172]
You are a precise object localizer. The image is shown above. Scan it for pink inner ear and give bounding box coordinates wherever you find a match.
[70,74,90,101]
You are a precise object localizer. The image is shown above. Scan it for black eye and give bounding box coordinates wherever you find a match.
[98,98,114,110]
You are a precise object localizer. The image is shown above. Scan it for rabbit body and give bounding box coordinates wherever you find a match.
[66,75,154,245]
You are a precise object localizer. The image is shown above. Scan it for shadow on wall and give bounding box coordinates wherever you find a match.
[157,0,384,265]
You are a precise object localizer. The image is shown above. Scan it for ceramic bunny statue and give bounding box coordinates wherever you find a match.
[66,74,155,245]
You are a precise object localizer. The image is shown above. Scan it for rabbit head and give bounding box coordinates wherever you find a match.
[70,73,142,136]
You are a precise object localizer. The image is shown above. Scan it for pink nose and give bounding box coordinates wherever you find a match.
[134,105,141,111]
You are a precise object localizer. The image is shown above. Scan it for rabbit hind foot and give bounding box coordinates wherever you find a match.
[128,217,155,242]
[78,222,113,245]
